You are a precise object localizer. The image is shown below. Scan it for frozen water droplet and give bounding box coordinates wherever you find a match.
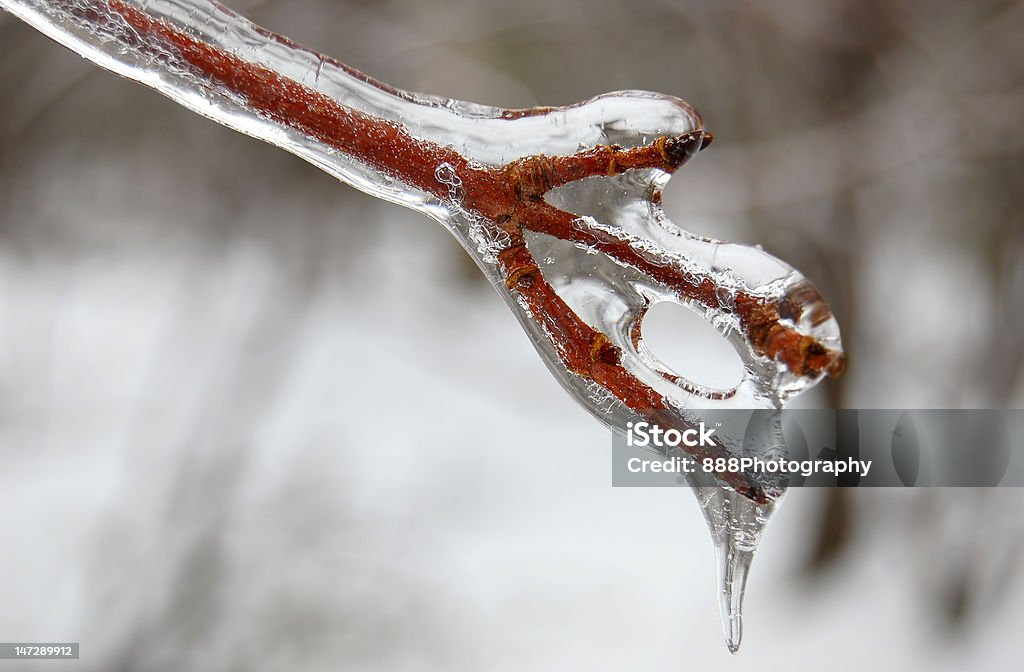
[467,217,511,264]
[715,285,735,310]
[434,162,464,203]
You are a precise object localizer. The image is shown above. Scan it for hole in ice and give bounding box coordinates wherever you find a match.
[641,301,744,392]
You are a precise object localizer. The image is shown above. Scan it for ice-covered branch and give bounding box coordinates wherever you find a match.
[0,0,844,502]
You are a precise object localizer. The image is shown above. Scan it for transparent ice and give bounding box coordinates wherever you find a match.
[1,0,844,652]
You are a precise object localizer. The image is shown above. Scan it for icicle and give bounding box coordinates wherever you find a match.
[698,487,773,653]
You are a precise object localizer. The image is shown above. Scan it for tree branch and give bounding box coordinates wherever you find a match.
[1,0,848,502]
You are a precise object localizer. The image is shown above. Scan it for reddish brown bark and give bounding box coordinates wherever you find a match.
[91,0,847,500]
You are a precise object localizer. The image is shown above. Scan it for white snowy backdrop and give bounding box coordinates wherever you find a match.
[1,0,1022,670]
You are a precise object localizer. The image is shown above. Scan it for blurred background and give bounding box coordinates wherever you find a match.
[1,0,1022,669]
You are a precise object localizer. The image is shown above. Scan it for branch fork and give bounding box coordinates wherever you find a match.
[2,0,847,502]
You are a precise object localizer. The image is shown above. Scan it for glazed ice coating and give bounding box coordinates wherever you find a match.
[0,2,843,433]
[2,1,848,651]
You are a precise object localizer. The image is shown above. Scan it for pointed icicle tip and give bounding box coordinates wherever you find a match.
[724,619,742,654]
[721,603,743,654]
[718,555,749,654]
